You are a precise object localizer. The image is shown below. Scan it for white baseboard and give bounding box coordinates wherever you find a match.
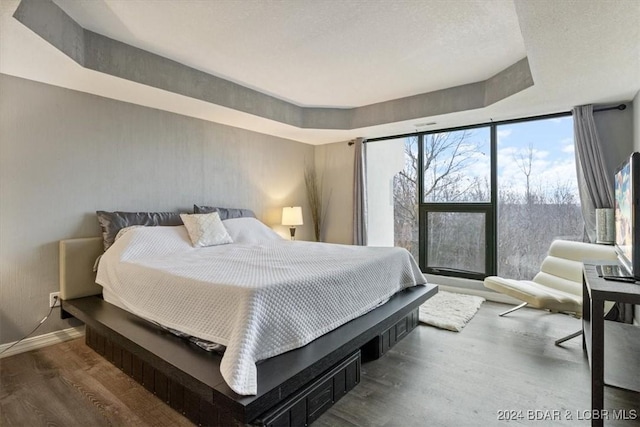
[0,326,85,359]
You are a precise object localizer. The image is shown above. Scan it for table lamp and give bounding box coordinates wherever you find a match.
[596,208,614,244]
[282,206,303,240]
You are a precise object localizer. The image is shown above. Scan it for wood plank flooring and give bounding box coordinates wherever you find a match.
[1,302,639,426]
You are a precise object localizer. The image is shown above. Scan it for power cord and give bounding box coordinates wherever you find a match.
[0,295,58,356]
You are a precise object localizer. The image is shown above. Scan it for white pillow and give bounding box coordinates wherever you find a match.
[223,217,283,244]
[180,212,233,247]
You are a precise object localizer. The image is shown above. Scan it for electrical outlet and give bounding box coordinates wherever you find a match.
[49,292,60,308]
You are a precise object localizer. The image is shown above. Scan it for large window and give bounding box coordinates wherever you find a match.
[496,116,582,279]
[392,136,419,259]
[420,127,492,278]
[384,112,582,280]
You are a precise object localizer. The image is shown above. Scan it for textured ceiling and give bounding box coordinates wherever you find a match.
[1,0,639,144]
[52,0,526,108]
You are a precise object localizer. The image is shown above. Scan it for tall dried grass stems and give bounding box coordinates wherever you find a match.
[305,165,330,242]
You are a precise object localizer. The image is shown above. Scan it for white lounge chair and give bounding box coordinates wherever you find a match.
[484,239,617,345]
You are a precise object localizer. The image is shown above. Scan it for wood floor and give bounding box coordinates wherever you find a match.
[1,301,639,426]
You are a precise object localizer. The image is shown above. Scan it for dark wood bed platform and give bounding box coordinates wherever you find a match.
[59,237,437,426]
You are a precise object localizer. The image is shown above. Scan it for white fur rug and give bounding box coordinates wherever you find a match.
[419,290,485,332]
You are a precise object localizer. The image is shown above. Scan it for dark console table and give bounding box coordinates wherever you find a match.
[582,264,640,427]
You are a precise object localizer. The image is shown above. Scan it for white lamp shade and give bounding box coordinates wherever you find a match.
[282,206,303,226]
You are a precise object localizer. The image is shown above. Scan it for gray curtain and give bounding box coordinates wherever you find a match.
[573,105,632,323]
[573,104,614,243]
[353,137,368,245]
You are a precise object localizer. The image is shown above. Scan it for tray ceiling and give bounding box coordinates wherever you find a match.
[1,0,638,144]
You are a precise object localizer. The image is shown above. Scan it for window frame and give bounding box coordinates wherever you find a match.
[373,110,573,279]
[419,203,494,280]
[417,123,496,280]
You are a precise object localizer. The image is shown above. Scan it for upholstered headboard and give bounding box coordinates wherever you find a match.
[59,237,104,300]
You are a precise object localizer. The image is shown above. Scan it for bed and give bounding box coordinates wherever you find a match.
[60,207,437,426]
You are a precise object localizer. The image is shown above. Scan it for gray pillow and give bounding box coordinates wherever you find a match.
[96,211,184,251]
[193,205,256,220]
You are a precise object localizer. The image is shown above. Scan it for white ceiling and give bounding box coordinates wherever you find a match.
[1,0,639,144]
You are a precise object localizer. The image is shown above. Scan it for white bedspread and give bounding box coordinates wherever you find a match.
[96,226,426,395]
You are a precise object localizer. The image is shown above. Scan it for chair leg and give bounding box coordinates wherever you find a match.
[555,330,582,346]
[498,302,528,317]
[555,306,616,346]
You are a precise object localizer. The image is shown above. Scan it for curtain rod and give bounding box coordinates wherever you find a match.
[594,103,626,113]
[348,132,418,145]
[348,104,627,146]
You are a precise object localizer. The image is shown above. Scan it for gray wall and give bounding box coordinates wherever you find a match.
[594,103,634,179]
[0,74,313,344]
[594,102,637,325]
[314,141,355,245]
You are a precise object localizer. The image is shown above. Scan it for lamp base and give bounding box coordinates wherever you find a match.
[596,208,614,245]
[289,227,296,240]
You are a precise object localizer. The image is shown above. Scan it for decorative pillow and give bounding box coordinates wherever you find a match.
[96,211,184,251]
[223,217,284,244]
[193,205,256,220]
[180,212,233,247]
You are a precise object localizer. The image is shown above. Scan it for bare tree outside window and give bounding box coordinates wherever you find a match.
[393,136,419,258]
[393,129,489,265]
[390,117,582,280]
[497,140,583,279]
[422,130,489,203]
